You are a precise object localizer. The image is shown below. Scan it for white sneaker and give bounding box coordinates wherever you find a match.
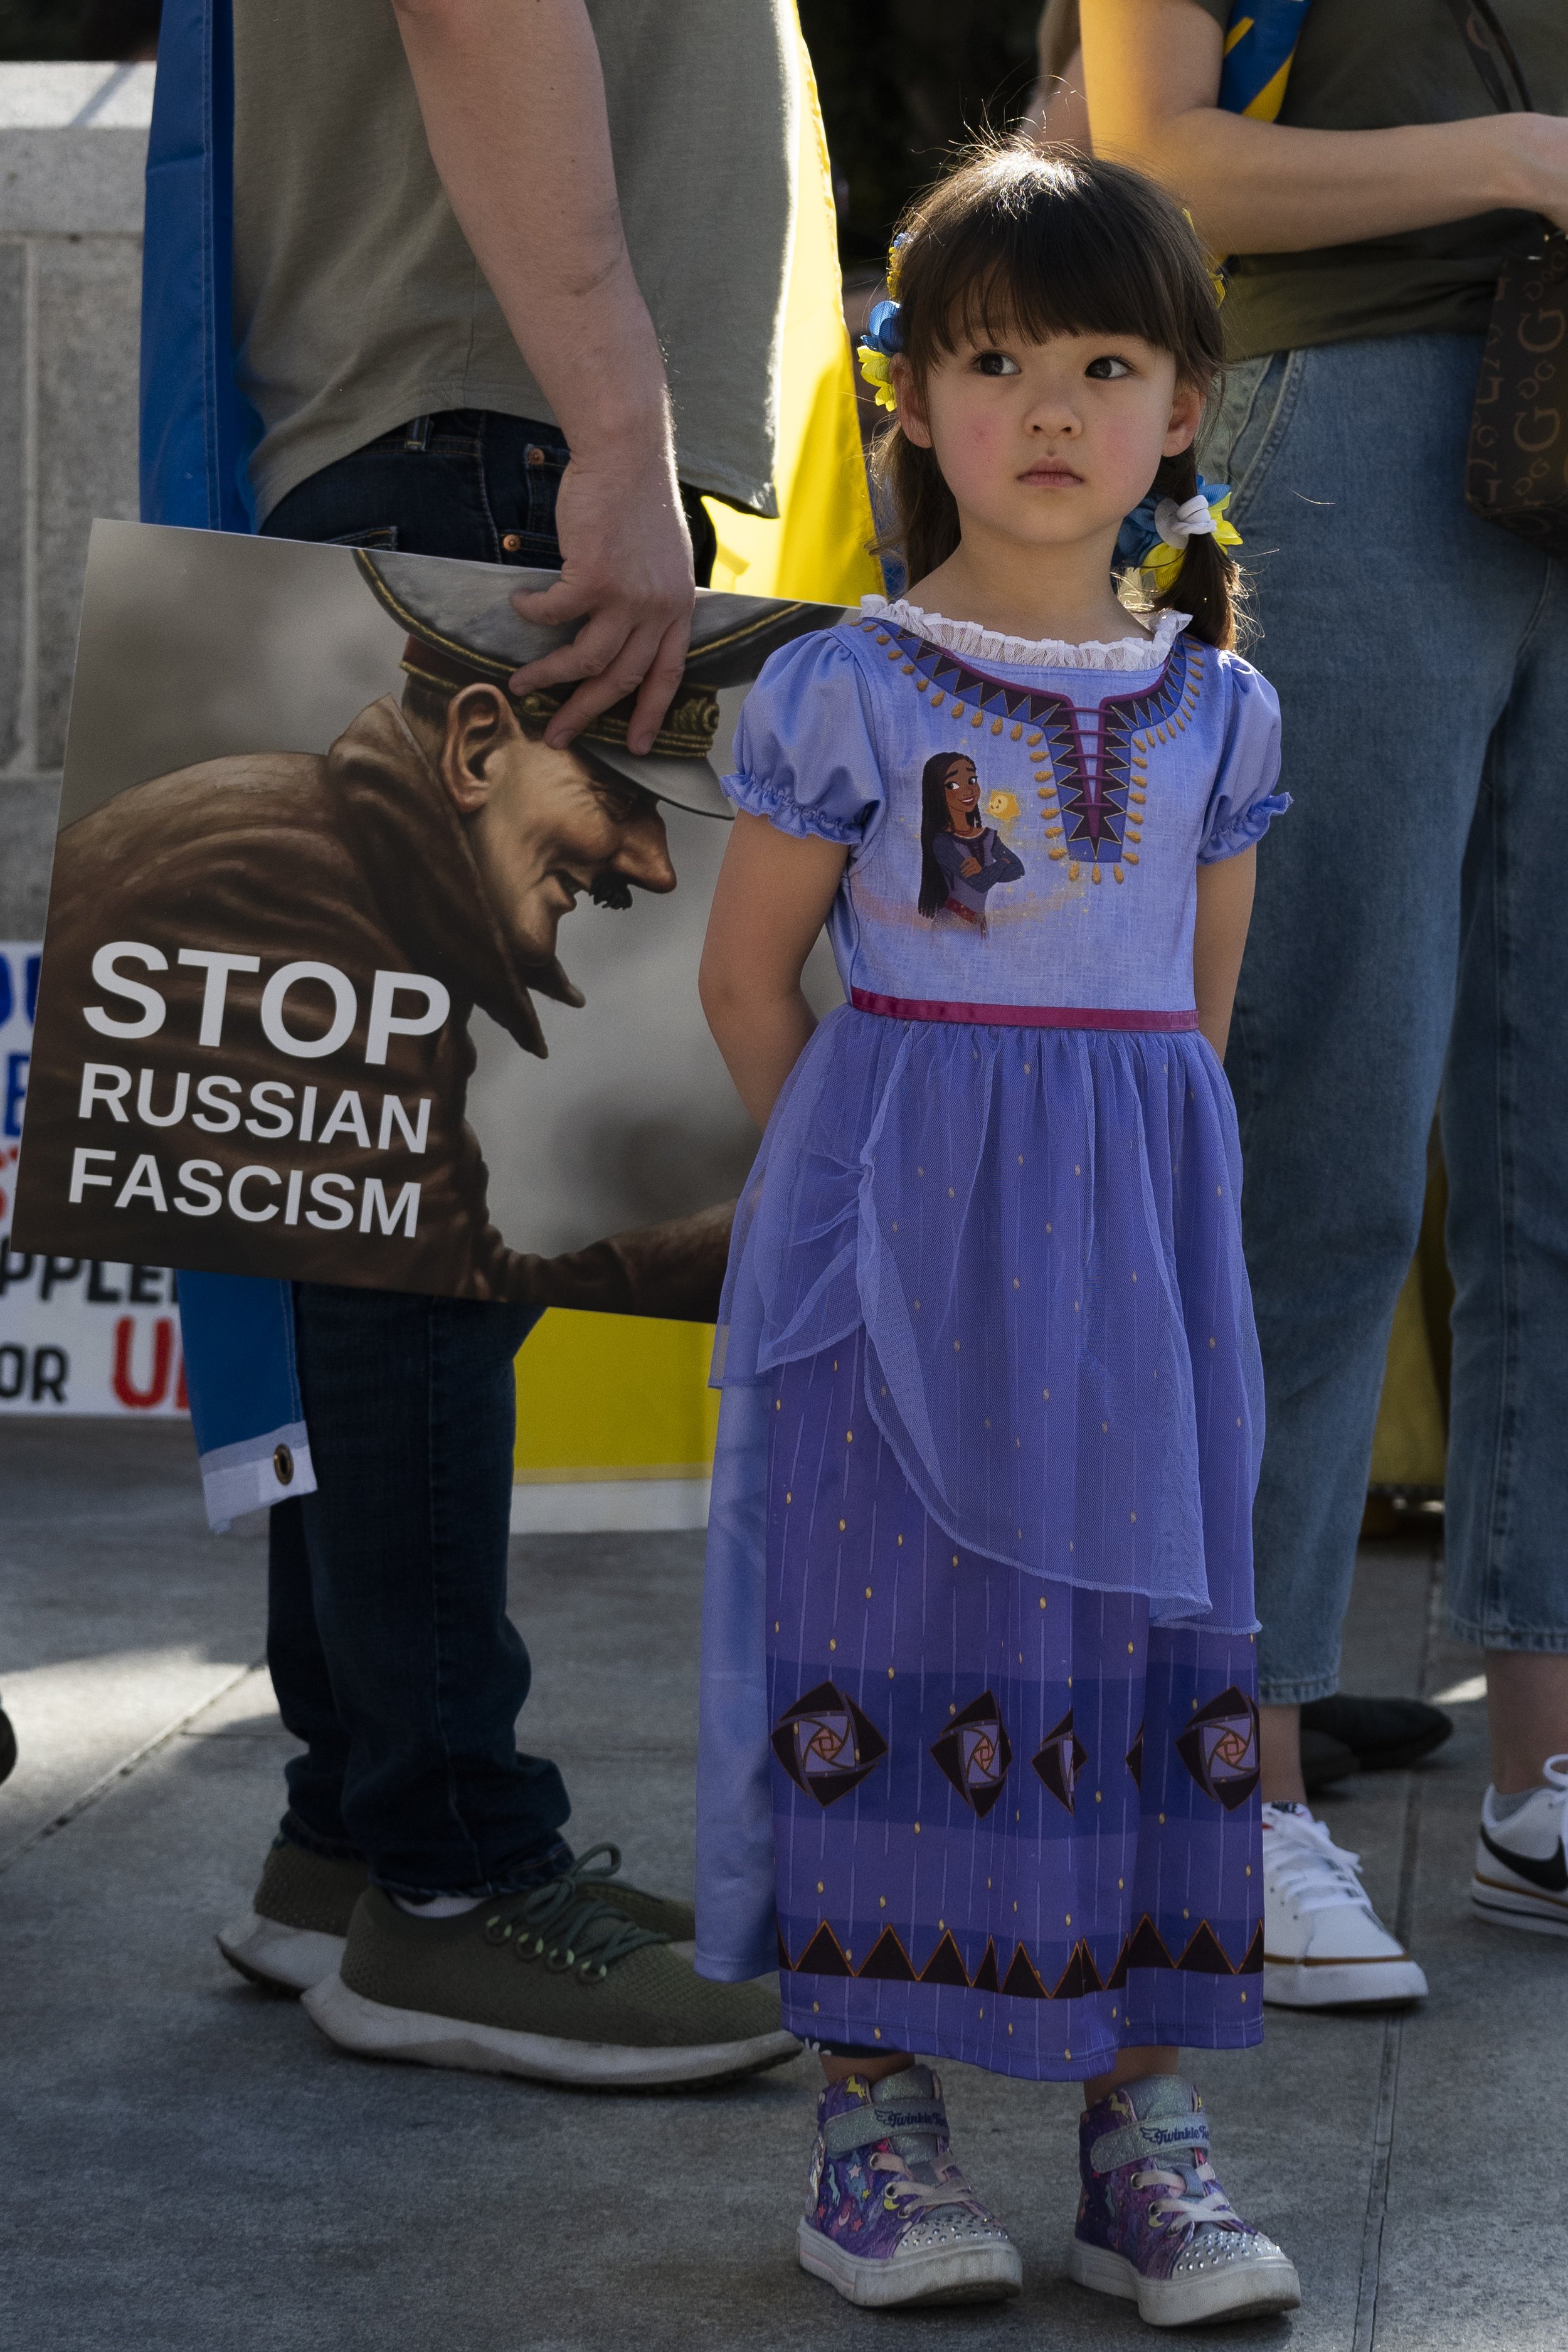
[1473,1757,1568,1937]
[1261,1802,1428,2007]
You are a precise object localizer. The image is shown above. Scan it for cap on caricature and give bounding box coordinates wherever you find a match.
[357,549,846,819]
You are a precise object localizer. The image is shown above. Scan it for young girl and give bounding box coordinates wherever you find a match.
[694,146,1297,2329]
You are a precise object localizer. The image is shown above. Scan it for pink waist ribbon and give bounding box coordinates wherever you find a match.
[849,988,1200,1032]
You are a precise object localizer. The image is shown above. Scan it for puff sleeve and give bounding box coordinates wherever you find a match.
[723,629,885,854]
[1197,654,1289,864]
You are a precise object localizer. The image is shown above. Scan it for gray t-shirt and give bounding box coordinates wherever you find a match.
[232,1,797,522]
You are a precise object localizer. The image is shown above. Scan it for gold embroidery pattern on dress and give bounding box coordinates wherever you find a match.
[856,618,1203,893]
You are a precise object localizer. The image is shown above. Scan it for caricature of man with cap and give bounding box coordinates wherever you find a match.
[20,553,840,1307]
[363,549,757,1003]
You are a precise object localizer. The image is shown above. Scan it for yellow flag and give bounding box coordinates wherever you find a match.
[704,33,884,605]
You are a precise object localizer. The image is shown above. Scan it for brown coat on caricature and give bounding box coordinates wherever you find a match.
[24,695,733,1313]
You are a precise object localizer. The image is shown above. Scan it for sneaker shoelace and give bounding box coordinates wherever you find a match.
[482,1843,667,1984]
[867,2146,986,2218]
[1130,2154,1244,2238]
[1264,1809,1380,1920]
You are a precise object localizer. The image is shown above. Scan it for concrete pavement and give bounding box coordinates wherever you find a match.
[1,1421,1562,2351]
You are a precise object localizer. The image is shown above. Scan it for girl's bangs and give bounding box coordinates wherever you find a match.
[909,169,1195,366]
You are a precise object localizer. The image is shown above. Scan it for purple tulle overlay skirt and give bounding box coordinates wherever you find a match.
[714,1005,1263,1631]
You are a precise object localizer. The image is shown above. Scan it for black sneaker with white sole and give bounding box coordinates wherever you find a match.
[1473,1757,1568,1938]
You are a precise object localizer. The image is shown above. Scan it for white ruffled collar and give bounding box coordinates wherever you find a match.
[860,595,1188,672]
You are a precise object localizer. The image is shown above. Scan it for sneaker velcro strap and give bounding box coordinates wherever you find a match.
[821,2100,948,2160]
[878,2104,946,2135]
[1089,2114,1210,2176]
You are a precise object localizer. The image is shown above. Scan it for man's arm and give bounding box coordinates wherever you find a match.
[1081,0,1568,256]
[390,0,693,755]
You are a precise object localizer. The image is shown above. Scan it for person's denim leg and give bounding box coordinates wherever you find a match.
[266,1495,358,1859]
[280,1285,569,1895]
[1205,335,1553,1702]
[1444,563,1568,1650]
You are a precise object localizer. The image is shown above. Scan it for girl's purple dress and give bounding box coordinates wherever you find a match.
[696,597,1286,2081]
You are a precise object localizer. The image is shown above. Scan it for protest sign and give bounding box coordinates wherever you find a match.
[1,938,185,1416]
[13,523,843,1313]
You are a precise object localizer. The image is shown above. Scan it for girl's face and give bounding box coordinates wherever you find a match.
[943,760,980,827]
[897,327,1202,559]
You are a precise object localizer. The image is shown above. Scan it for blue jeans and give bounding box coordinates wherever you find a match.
[267,1288,563,1894]
[1206,334,1568,1698]
[262,410,716,1892]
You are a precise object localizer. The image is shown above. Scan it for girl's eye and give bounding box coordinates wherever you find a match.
[975,351,1022,377]
[1085,355,1133,380]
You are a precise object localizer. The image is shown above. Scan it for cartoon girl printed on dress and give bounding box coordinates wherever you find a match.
[916,752,1025,931]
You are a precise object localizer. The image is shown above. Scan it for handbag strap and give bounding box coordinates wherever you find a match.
[1438,0,1535,117]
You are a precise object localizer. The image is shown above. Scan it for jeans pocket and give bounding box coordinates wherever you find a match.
[1199,351,1305,528]
[326,524,400,551]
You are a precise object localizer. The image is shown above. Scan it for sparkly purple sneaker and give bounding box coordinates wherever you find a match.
[797,2065,1023,2309]
[1066,2076,1300,2327]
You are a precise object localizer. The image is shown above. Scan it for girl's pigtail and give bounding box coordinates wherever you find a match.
[1149,445,1241,652]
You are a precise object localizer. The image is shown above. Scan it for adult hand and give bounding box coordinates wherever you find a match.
[391,0,701,756]
[506,425,695,755]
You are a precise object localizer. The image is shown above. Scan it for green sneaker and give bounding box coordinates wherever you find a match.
[218,1836,696,1997]
[302,1844,797,2088]
[218,1839,369,1994]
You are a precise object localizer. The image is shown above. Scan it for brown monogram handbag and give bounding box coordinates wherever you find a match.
[1444,0,1568,558]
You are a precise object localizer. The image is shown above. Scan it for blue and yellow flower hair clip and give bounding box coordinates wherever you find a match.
[856,299,902,412]
[1114,475,1242,593]
[857,236,909,413]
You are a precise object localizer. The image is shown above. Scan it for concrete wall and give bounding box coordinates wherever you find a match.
[0,64,154,936]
